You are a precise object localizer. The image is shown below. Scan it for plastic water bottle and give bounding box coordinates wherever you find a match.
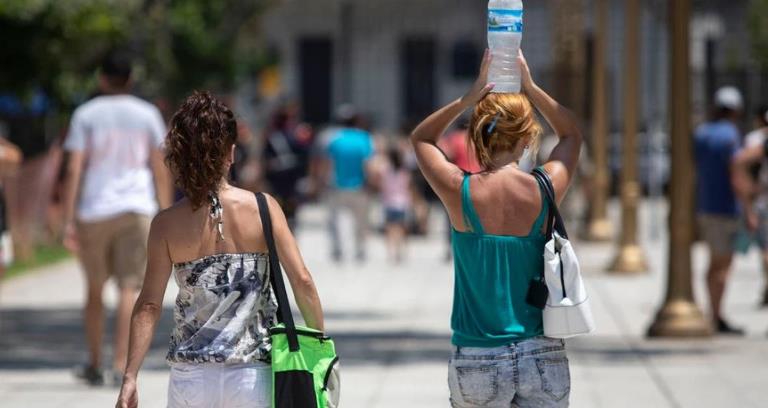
[488,0,524,93]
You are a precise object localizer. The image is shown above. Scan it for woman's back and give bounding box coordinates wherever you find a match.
[159,187,278,365]
[118,92,325,408]
[450,168,549,346]
[163,187,268,264]
[451,167,544,236]
[407,49,582,408]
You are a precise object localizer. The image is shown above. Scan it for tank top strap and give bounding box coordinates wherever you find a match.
[461,174,485,234]
[528,172,550,237]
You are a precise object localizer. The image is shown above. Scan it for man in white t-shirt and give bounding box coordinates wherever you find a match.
[62,51,171,385]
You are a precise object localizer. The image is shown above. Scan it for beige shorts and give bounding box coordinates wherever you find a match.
[77,213,151,289]
[697,214,739,257]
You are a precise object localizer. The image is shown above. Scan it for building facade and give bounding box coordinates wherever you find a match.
[260,0,759,132]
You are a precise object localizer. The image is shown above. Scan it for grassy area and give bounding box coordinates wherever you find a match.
[3,245,72,280]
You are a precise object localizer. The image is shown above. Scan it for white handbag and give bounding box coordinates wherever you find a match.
[533,168,595,339]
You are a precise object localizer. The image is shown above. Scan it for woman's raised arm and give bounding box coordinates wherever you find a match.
[519,52,583,202]
[410,50,495,205]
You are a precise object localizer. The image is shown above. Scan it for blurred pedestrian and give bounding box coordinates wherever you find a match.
[262,104,312,230]
[440,117,482,174]
[62,50,172,385]
[401,119,434,237]
[0,130,22,286]
[411,50,579,407]
[381,146,412,263]
[694,86,745,335]
[315,105,374,262]
[115,92,324,408]
[744,106,768,148]
[735,105,768,307]
[438,119,481,261]
[230,121,258,190]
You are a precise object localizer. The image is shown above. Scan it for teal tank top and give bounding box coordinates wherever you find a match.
[450,173,548,347]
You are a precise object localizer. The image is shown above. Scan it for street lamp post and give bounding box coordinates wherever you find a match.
[609,0,648,273]
[586,0,612,242]
[647,0,711,337]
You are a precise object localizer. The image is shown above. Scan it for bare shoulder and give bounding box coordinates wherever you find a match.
[229,187,264,212]
[236,189,277,209]
[257,191,285,220]
[512,171,543,205]
[540,160,571,201]
[150,199,192,237]
[224,188,281,226]
[476,168,539,201]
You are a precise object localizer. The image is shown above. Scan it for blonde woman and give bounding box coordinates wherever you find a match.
[410,50,582,407]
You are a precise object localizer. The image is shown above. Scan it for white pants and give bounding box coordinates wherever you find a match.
[167,363,271,408]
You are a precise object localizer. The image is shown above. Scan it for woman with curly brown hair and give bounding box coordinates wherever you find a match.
[411,50,582,407]
[115,91,324,408]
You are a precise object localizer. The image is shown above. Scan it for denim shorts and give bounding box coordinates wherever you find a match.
[448,337,570,408]
[167,362,271,408]
[384,208,407,224]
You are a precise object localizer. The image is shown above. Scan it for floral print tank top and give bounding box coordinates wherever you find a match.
[167,253,278,364]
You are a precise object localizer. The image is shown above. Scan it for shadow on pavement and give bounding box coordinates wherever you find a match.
[567,336,712,363]
[0,307,175,371]
[0,307,453,371]
[332,330,452,366]
[4,307,713,371]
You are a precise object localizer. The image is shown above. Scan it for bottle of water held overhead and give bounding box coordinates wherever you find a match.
[487,0,524,93]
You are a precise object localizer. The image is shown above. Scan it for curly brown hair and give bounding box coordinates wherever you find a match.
[165,91,237,209]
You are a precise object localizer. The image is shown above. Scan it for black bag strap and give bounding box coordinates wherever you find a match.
[532,168,571,298]
[532,167,568,240]
[256,192,300,352]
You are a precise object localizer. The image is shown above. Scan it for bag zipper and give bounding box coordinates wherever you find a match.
[322,356,340,391]
[270,326,332,341]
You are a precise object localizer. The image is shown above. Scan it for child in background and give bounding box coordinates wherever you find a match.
[381,146,412,263]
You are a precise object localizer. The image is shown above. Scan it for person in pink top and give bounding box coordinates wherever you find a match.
[440,120,482,261]
[381,146,412,263]
[441,119,482,174]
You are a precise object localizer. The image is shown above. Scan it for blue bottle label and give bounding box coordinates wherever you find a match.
[488,9,523,33]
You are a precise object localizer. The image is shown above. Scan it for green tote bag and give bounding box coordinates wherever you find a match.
[256,193,340,408]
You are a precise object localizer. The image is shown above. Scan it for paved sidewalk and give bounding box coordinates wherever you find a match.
[1,200,768,407]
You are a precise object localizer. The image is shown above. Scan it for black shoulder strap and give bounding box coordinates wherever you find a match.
[255,192,300,352]
[532,168,568,240]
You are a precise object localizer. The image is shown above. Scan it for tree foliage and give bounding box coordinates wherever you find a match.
[0,0,274,107]
[748,0,768,68]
